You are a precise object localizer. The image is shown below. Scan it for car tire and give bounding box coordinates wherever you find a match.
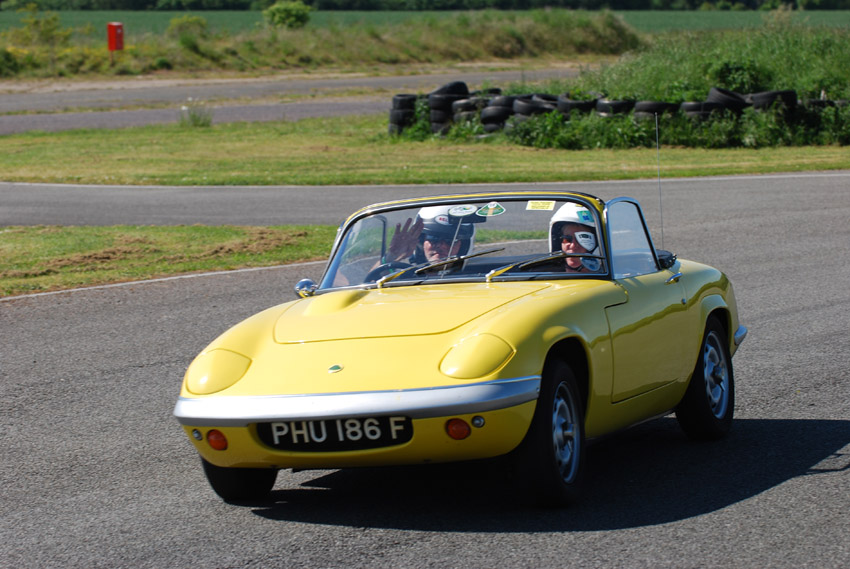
[488,95,516,108]
[480,105,513,124]
[676,316,735,440]
[748,89,797,110]
[634,101,678,114]
[391,94,418,110]
[557,96,597,115]
[596,99,635,115]
[707,87,750,113]
[429,81,469,96]
[429,109,451,124]
[389,109,415,126]
[517,359,585,506]
[201,458,277,502]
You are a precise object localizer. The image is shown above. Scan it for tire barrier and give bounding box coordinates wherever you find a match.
[388,82,840,137]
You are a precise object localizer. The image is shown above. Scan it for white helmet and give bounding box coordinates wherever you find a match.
[412,205,476,262]
[549,202,601,270]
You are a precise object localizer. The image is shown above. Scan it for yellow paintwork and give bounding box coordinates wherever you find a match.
[184,401,536,469]
[177,191,744,470]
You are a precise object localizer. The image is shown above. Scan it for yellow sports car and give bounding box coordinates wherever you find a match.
[175,191,746,505]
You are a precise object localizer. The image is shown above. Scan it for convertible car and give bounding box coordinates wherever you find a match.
[175,191,746,505]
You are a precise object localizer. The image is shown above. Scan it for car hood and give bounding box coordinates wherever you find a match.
[275,283,551,343]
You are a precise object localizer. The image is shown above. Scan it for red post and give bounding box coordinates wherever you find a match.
[107,22,124,65]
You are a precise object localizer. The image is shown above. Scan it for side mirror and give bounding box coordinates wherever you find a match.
[657,250,677,270]
[294,279,318,298]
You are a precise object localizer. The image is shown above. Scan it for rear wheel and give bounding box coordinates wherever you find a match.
[517,360,585,506]
[201,458,277,502]
[676,316,734,440]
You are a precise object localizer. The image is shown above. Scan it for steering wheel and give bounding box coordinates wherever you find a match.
[365,261,411,283]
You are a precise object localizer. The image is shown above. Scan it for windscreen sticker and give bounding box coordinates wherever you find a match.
[526,200,556,211]
[477,202,506,217]
[448,204,478,217]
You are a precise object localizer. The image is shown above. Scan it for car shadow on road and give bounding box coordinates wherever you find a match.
[249,418,850,531]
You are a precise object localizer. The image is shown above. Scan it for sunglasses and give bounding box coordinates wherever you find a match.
[561,231,596,247]
[423,234,453,245]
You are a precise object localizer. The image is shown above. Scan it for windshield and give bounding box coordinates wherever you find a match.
[320,196,607,290]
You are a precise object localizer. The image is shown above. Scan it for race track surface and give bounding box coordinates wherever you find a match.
[2,173,849,568]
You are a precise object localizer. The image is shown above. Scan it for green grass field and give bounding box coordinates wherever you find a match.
[2,10,850,40]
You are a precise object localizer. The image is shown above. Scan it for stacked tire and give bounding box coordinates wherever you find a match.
[387,79,834,139]
[481,95,516,133]
[428,81,469,135]
[388,93,418,135]
[557,95,597,119]
[680,101,725,121]
[513,94,558,122]
[596,98,635,117]
[633,101,679,120]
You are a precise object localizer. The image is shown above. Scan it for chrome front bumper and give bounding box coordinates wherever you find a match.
[174,376,541,427]
[734,325,748,347]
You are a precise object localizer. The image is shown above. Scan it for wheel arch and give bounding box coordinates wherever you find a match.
[700,294,732,345]
[544,337,590,414]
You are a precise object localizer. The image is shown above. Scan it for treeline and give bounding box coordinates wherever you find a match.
[4,0,850,11]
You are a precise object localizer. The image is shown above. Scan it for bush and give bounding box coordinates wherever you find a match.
[263,0,311,30]
[0,48,20,77]
[167,14,209,39]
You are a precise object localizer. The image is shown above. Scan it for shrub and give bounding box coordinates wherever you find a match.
[0,48,20,77]
[263,1,312,30]
[167,15,209,40]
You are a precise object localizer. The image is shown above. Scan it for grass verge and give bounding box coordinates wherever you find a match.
[0,224,335,297]
[1,114,848,186]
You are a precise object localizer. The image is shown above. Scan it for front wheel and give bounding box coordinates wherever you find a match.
[516,360,585,506]
[201,458,277,503]
[676,316,735,440]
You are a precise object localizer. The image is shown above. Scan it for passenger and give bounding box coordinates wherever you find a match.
[386,206,476,264]
[549,203,602,273]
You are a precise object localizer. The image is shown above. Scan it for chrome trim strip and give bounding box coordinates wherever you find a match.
[734,325,748,347]
[174,376,542,427]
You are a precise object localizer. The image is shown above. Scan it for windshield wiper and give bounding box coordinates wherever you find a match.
[413,247,505,276]
[485,251,605,282]
[375,264,421,289]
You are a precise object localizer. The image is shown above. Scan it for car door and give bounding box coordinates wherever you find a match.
[603,199,690,403]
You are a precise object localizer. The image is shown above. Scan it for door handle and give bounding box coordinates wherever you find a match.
[665,272,683,284]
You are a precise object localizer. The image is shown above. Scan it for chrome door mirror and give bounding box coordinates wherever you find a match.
[294,278,318,298]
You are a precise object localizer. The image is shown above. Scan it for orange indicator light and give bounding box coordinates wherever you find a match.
[207,429,228,451]
[445,419,471,440]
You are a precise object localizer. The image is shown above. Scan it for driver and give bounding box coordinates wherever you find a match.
[386,205,476,264]
[549,203,601,273]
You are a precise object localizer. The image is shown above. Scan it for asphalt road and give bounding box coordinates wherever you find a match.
[2,173,849,568]
[0,68,574,134]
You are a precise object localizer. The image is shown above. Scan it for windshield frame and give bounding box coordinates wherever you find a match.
[317,191,611,293]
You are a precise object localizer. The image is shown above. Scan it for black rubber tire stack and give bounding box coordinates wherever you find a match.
[428,81,469,135]
[481,95,516,133]
[746,90,798,111]
[596,98,635,117]
[680,101,725,121]
[557,94,597,119]
[388,93,418,135]
[513,94,558,122]
[451,96,489,125]
[633,101,679,121]
[706,87,750,114]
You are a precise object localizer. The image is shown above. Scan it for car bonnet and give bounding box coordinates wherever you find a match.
[274,282,550,343]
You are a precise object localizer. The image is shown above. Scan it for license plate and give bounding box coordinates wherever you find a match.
[256,416,413,452]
